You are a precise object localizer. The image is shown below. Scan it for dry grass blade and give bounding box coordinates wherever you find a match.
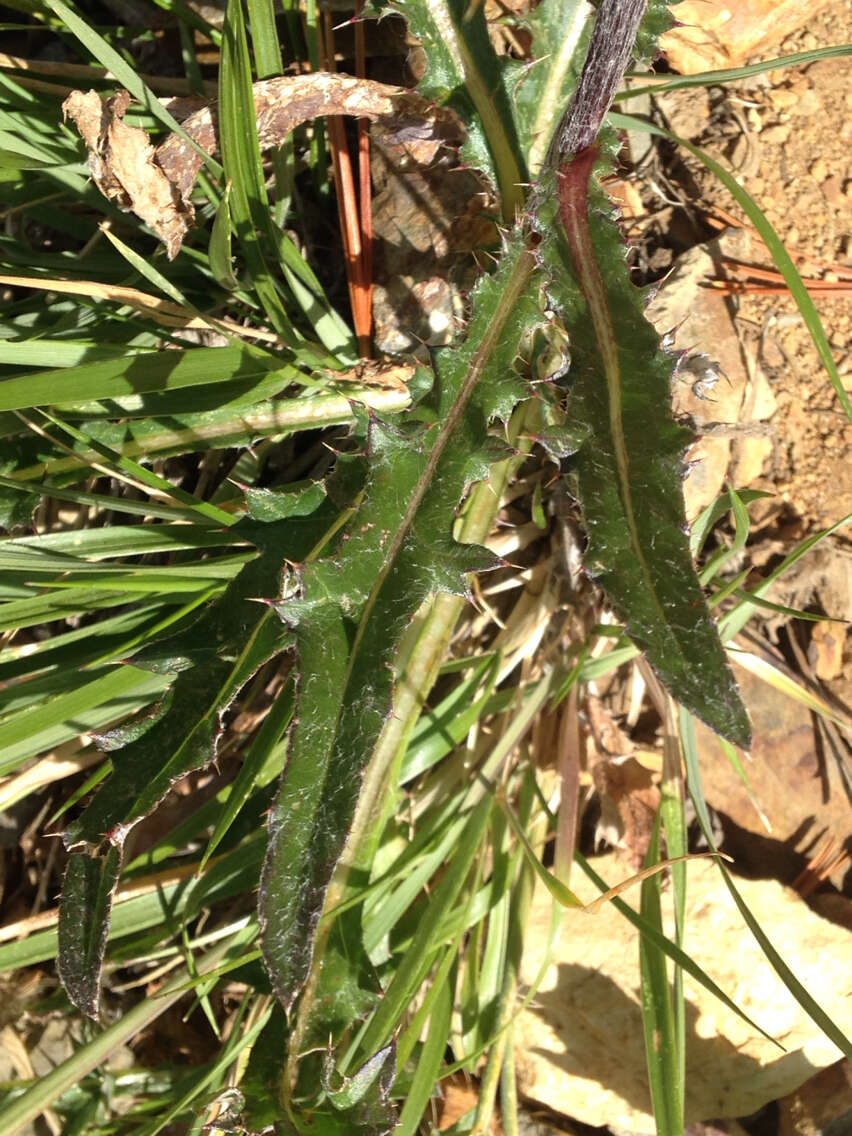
[0,273,279,338]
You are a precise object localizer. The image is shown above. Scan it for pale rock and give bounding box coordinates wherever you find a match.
[731,369,777,485]
[731,434,772,488]
[662,0,835,74]
[514,854,852,1133]
[646,229,754,518]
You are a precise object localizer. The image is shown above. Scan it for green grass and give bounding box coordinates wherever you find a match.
[0,1,850,1134]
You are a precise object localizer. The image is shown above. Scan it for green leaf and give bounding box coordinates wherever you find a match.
[57,501,334,1013]
[354,791,495,1067]
[219,0,305,347]
[3,386,411,484]
[0,340,143,368]
[244,481,327,522]
[209,181,240,291]
[259,238,539,1012]
[515,0,590,177]
[400,653,500,783]
[57,847,122,1018]
[379,0,525,215]
[531,147,750,747]
[639,820,682,1136]
[61,523,304,852]
[689,489,771,558]
[396,958,453,1136]
[200,679,293,868]
[325,1043,395,1111]
[0,934,239,1136]
[0,344,297,411]
[620,44,852,101]
[501,797,582,909]
[0,665,172,773]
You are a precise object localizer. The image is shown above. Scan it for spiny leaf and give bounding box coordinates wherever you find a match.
[525,0,749,747]
[57,847,121,1019]
[259,236,541,1011]
[531,149,750,746]
[515,0,590,177]
[58,497,335,1014]
[377,0,525,214]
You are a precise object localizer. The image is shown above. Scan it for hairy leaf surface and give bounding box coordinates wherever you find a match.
[259,239,541,1011]
[58,500,337,1014]
[529,146,749,745]
[522,0,750,746]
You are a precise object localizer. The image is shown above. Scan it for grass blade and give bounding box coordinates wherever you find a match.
[639,820,682,1136]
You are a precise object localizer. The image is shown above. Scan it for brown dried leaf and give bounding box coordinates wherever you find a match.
[0,273,276,340]
[63,77,460,260]
[516,852,852,1132]
[330,359,416,393]
[62,89,193,259]
[155,73,461,219]
[593,755,660,870]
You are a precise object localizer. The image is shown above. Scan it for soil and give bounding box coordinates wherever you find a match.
[654,0,852,532]
[628,0,852,725]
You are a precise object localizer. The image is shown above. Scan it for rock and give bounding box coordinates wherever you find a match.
[777,1059,852,1135]
[808,620,846,682]
[662,0,836,74]
[693,661,852,887]
[731,365,776,487]
[514,854,852,1133]
[646,228,757,518]
[653,87,711,142]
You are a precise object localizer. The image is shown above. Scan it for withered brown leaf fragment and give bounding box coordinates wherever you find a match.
[330,358,416,393]
[63,76,462,259]
[62,89,193,259]
[156,73,461,209]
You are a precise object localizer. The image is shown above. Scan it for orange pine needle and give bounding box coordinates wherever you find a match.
[355,17,373,356]
[323,10,372,359]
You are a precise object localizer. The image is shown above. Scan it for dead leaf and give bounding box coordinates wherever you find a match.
[62,89,192,259]
[593,755,660,870]
[64,77,461,260]
[693,661,851,886]
[155,74,461,208]
[369,116,493,353]
[516,852,852,1133]
[329,359,415,393]
[436,1075,502,1133]
[0,273,277,340]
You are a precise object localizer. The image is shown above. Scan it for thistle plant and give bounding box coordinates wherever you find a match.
[0,1,850,1134]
